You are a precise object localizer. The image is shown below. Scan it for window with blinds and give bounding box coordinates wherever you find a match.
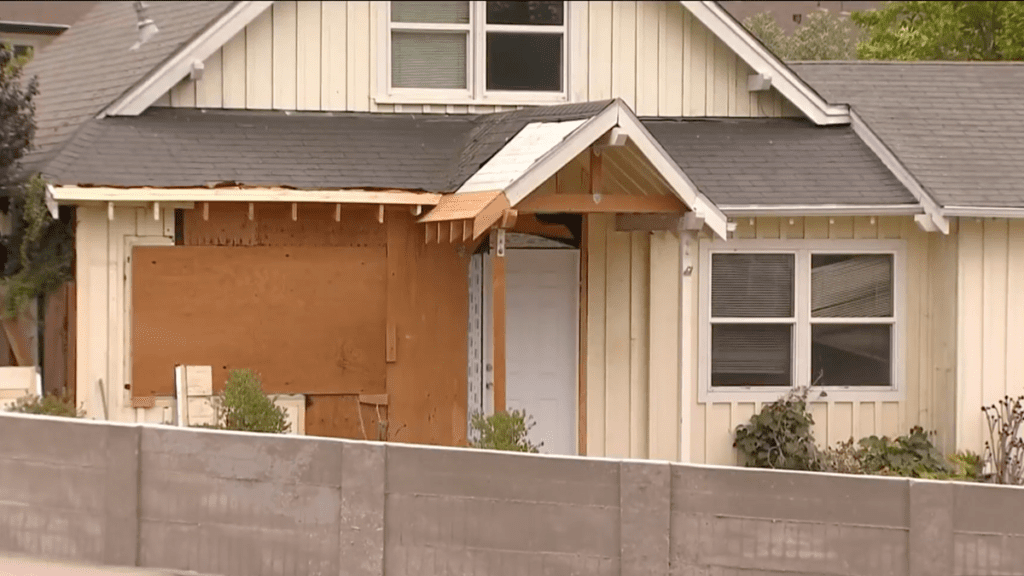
[387,1,566,98]
[707,248,897,392]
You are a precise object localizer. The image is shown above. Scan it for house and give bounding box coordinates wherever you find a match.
[0,1,96,59]
[20,0,1024,465]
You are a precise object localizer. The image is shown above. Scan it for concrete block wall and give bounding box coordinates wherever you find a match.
[1,413,1023,576]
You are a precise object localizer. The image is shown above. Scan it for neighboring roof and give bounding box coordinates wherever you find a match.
[0,1,97,27]
[791,61,1024,211]
[645,117,915,211]
[23,1,234,170]
[44,108,478,192]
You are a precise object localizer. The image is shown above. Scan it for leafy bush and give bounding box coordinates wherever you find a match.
[6,390,83,418]
[733,387,824,471]
[982,395,1024,485]
[469,409,541,453]
[200,369,290,434]
[822,428,985,481]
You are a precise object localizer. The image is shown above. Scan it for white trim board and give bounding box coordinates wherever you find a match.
[720,204,924,217]
[680,1,850,126]
[849,109,949,234]
[102,1,274,117]
[49,186,442,206]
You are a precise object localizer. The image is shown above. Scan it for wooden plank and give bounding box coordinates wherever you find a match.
[648,230,680,461]
[305,394,386,440]
[588,0,613,100]
[686,13,707,116]
[491,230,506,414]
[570,0,589,103]
[222,29,247,108]
[43,283,70,395]
[272,0,297,110]
[712,37,733,116]
[604,228,631,458]
[578,215,589,455]
[629,231,649,458]
[517,194,684,214]
[636,1,659,115]
[246,7,274,109]
[733,57,751,117]
[321,0,347,110]
[131,245,388,397]
[346,2,371,112]
[587,214,608,457]
[829,402,855,445]
[659,1,683,117]
[902,217,926,431]
[196,49,223,108]
[54,186,442,205]
[957,219,985,450]
[75,207,107,418]
[296,0,322,110]
[982,220,1009,401]
[385,323,397,363]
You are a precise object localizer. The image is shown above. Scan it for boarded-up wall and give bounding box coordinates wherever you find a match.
[131,245,387,397]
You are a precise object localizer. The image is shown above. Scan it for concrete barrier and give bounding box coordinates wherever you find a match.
[1,412,1022,576]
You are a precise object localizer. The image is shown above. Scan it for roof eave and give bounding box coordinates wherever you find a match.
[720,204,924,217]
[681,1,850,126]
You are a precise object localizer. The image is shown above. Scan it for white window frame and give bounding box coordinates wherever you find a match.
[697,238,906,404]
[377,1,570,106]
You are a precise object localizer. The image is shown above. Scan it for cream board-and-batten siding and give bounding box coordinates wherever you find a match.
[584,215,959,464]
[157,1,797,118]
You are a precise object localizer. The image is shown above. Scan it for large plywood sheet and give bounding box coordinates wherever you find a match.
[131,245,387,397]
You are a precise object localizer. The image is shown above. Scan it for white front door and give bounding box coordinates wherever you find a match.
[504,248,579,455]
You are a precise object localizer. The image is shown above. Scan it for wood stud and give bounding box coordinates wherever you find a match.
[378,204,385,224]
[108,201,114,221]
[203,202,209,221]
[335,203,341,222]
[153,202,160,221]
[248,203,254,221]
[291,203,298,221]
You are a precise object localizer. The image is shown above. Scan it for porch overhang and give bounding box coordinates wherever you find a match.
[428,99,729,240]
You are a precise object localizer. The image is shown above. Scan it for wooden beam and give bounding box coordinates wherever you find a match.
[248,202,254,221]
[51,185,443,206]
[152,202,160,221]
[378,204,385,224]
[591,148,604,194]
[491,230,506,414]
[335,203,341,222]
[517,194,685,214]
[202,202,209,221]
[107,202,115,221]
[291,202,298,221]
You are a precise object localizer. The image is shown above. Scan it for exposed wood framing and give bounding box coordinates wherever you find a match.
[248,202,255,220]
[378,204,385,224]
[491,229,507,414]
[517,194,685,214]
[291,202,298,221]
[50,186,443,206]
[418,191,512,241]
[578,215,589,455]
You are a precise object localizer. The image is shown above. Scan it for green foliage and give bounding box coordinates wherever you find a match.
[201,370,290,434]
[982,395,1024,485]
[733,387,825,471]
[743,9,858,60]
[469,409,542,453]
[853,1,1024,61]
[0,43,72,319]
[6,390,84,418]
[823,427,985,481]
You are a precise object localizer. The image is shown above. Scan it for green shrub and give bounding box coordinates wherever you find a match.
[469,409,541,453]
[6,390,84,418]
[733,387,824,471]
[822,428,984,481]
[200,369,290,434]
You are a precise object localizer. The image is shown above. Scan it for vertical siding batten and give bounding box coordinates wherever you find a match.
[347,2,371,112]
[957,219,985,451]
[604,228,632,457]
[296,1,321,110]
[321,1,347,111]
[245,6,274,109]
[196,48,223,108]
[272,0,297,110]
[649,230,680,461]
[629,231,649,458]
[586,214,608,457]
[222,29,246,108]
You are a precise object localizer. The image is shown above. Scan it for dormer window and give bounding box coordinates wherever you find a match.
[384,1,567,104]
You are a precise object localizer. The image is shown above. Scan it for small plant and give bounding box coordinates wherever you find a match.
[982,395,1024,485]
[938,451,987,482]
[469,409,541,453]
[200,369,290,434]
[734,386,824,471]
[6,390,84,418]
[854,426,949,478]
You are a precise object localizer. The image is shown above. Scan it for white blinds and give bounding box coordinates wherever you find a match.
[811,254,893,318]
[391,32,467,89]
[711,253,794,318]
[392,1,469,24]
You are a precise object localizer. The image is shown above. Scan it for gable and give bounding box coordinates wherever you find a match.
[152,1,805,119]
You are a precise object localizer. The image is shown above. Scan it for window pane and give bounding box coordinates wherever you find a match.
[812,254,893,318]
[711,324,792,387]
[811,324,891,386]
[486,1,564,25]
[486,32,562,91]
[392,31,467,89]
[711,254,794,318]
[392,1,470,24]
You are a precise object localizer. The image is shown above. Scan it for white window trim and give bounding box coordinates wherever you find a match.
[376,1,570,107]
[697,238,907,404]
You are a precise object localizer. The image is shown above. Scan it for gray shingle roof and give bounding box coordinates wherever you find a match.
[46,108,479,191]
[645,117,914,207]
[790,61,1024,209]
[47,105,914,211]
[23,1,234,171]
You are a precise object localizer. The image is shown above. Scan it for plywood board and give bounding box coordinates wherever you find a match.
[131,245,387,397]
[304,394,387,440]
[184,202,387,247]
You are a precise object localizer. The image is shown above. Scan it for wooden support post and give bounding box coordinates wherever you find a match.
[248,202,254,221]
[335,203,341,222]
[152,202,160,221]
[449,221,457,243]
[202,202,209,221]
[107,202,115,221]
[491,229,507,414]
[291,202,298,221]
[378,204,385,224]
